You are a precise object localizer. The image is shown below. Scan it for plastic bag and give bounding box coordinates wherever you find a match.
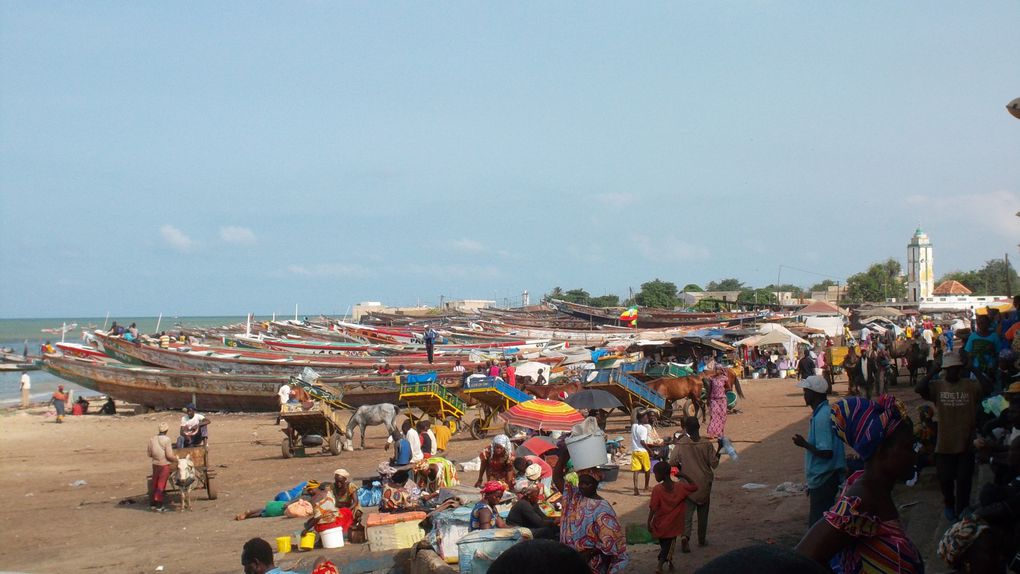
[357,481,382,507]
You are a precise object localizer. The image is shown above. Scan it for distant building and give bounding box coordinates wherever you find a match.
[932,280,972,296]
[906,227,935,303]
[810,284,848,305]
[441,299,496,313]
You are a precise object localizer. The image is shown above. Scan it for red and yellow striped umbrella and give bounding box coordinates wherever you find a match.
[500,398,584,431]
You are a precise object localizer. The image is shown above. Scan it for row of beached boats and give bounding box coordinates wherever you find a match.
[41,302,778,412]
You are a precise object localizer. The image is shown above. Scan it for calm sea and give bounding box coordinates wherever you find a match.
[0,316,250,406]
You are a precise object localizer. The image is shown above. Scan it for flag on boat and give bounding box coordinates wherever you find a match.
[619,306,638,327]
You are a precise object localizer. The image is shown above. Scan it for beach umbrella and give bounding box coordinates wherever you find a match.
[516,435,558,457]
[500,398,584,431]
[563,389,624,411]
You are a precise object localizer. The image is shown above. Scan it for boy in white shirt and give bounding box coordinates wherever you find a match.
[631,410,653,495]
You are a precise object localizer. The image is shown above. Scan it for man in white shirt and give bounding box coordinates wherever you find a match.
[276,382,292,425]
[402,420,424,463]
[177,404,211,448]
[19,371,31,409]
[631,410,652,495]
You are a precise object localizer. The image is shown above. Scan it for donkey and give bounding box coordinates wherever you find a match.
[345,403,401,451]
[170,454,197,511]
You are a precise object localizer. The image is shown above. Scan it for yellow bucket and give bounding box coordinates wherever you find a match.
[276,536,292,553]
[299,531,316,551]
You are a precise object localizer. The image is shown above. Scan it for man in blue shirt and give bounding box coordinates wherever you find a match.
[423,324,438,364]
[390,430,412,467]
[792,375,846,527]
[241,537,298,574]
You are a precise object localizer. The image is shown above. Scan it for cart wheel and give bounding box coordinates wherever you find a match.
[680,400,697,419]
[469,418,487,440]
[282,437,293,459]
[329,433,343,456]
[205,470,217,500]
[448,419,460,436]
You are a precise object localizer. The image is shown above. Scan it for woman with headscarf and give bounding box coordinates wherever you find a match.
[331,469,362,525]
[796,396,924,573]
[379,469,422,513]
[471,481,509,531]
[553,456,629,574]
[705,367,731,438]
[475,434,516,487]
[413,456,459,494]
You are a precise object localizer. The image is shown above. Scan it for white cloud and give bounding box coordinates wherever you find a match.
[594,193,637,208]
[220,226,257,245]
[160,225,195,252]
[448,238,484,253]
[631,233,710,262]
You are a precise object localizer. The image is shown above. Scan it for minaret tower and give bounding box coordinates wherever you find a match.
[906,227,934,302]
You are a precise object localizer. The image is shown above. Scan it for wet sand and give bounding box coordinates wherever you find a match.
[0,377,947,573]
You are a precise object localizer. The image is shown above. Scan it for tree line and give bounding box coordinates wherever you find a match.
[545,258,1016,309]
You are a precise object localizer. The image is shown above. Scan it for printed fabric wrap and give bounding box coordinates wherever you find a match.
[830,396,909,461]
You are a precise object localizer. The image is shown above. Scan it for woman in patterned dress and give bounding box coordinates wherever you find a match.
[553,457,629,574]
[796,396,924,573]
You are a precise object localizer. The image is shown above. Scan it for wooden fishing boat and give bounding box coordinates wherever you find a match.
[42,354,405,412]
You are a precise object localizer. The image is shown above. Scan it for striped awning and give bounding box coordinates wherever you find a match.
[500,398,584,431]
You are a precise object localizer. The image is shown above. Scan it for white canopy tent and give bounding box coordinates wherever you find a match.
[734,324,808,358]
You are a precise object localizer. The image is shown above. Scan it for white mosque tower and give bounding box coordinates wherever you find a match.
[906,227,934,302]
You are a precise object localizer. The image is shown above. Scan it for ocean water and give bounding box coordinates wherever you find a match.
[0,316,249,406]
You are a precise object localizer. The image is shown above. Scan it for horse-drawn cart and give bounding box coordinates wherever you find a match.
[147,445,217,506]
[279,402,346,458]
[398,372,465,434]
[458,375,534,439]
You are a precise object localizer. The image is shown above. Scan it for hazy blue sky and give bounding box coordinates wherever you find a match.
[2,2,1018,318]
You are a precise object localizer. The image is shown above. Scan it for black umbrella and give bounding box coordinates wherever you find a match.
[563,389,624,411]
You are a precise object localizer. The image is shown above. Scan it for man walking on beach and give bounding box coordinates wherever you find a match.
[423,324,438,364]
[148,422,178,512]
[792,375,845,527]
[19,371,30,409]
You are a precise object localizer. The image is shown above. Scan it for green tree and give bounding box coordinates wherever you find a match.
[706,278,745,291]
[845,258,906,303]
[634,279,679,308]
[560,289,591,305]
[544,287,564,301]
[682,283,704,292]
[738,288,777,305]
[589,294,620,308]
[809,279,837,292]
[939,259,1018,296]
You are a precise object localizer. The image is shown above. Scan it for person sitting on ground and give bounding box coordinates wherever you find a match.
[331,468,362,525]
[73,396,90,416]
[417,419,437,458]
[514,456,554,495]
[470,481,509,531]
[176,403,210,448]
[795,396,924,573]
[389,430,412,467]
[507,481,558,539]
[99,396,117,415]
[303,483,352,537]
[648,461,699,574]
[241,537,299,574]
[402,419,424,463]
[380,469,423,513]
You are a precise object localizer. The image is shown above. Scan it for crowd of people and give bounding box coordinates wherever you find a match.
[788,296,1020,573]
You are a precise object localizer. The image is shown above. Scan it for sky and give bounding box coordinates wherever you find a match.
[1,2,1018,318]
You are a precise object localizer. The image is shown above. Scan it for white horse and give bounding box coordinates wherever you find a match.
[345,403,401,451]
[170,455,196,511]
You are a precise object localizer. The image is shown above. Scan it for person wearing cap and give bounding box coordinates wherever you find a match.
[792,375,846,527]
[507,481,558,539]
[423,324,438,364]
[470,481,508,531]
[148,421,179,512]
[176,403,211,448]
[331,468,362,525]
[916,350,983,520]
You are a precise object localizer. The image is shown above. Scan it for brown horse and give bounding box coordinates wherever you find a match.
[522,382,582,400]
[644,375,705,421]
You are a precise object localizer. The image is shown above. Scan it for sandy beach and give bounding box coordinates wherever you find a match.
[0,377,949,574]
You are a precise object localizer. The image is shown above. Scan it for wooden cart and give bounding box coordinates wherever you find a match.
[279,402,345,459]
